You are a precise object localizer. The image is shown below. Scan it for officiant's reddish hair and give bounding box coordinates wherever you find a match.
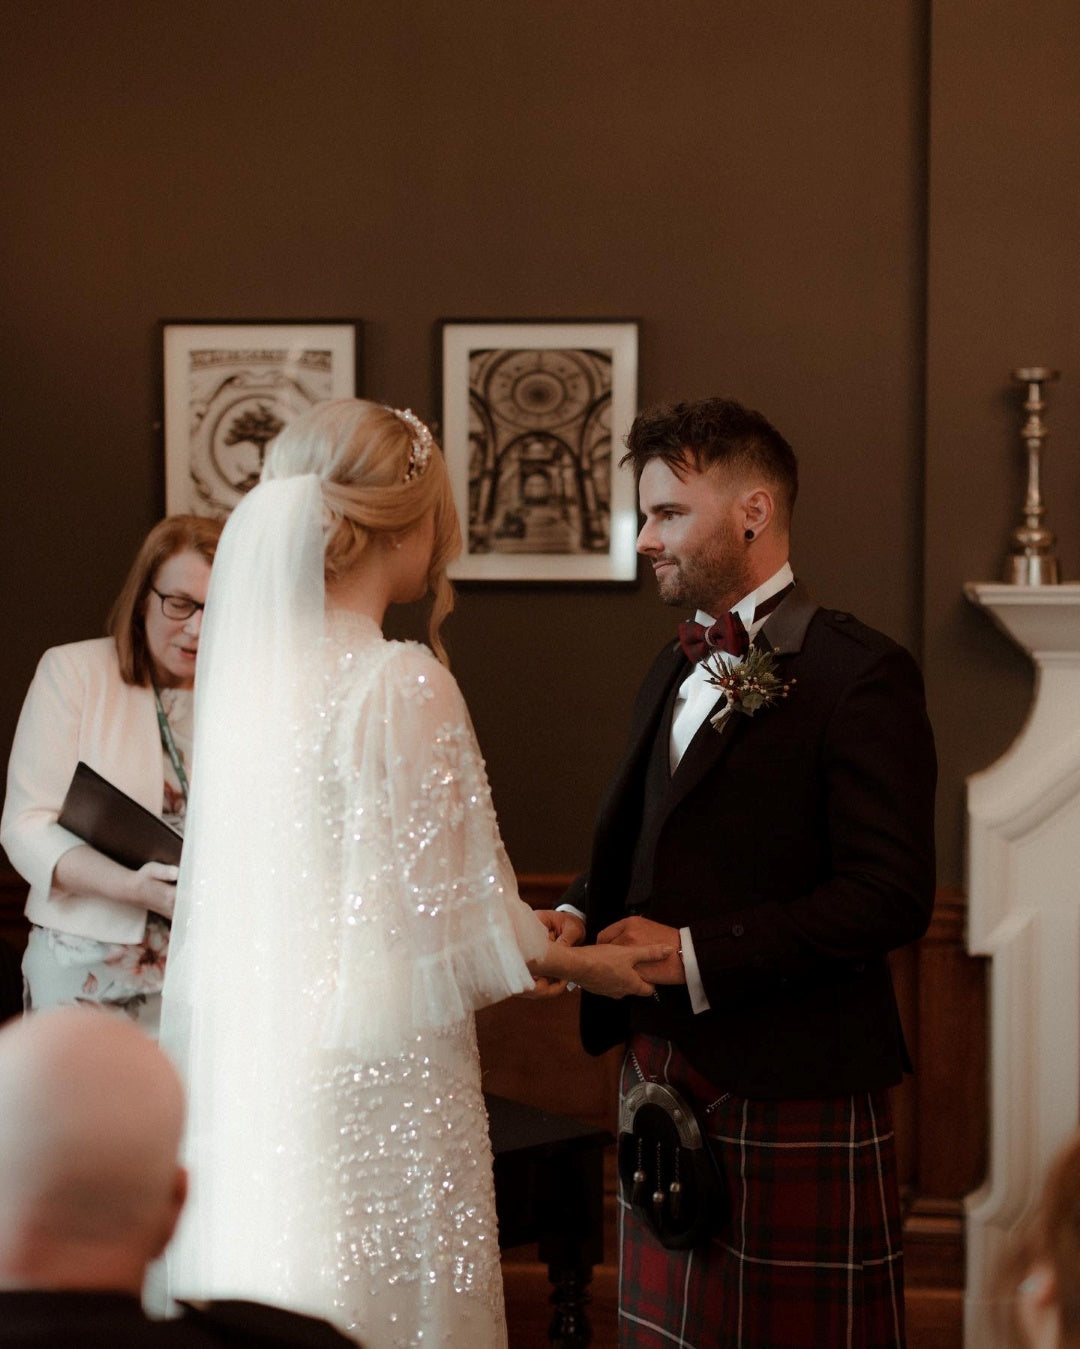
[108,515,223,686]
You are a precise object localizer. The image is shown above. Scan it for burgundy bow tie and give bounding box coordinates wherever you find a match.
[679,612,749,663]
[677,582,795,664]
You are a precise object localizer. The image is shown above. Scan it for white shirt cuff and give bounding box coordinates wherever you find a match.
[680,926,711,1013]
[556,903,586,924]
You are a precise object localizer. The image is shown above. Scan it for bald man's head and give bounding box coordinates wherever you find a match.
[0,1009,187,1293]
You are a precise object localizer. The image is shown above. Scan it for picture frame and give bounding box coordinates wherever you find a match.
[439,319,639,582]
[161,319,361,516]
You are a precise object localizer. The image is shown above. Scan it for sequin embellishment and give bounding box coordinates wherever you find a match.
[247,611,532,1347]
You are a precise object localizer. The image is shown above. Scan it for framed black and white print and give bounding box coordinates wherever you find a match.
[440,320,639,582]
[162,320,361,516]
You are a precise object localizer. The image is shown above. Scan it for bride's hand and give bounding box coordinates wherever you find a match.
[568,942,673,999]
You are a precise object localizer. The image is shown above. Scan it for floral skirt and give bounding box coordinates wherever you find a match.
[22,917,170,1037]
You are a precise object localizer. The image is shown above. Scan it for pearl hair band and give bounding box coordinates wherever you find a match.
[391,407,435,482]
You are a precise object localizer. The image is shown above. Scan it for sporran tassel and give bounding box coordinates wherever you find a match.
[631,1137,649,1211]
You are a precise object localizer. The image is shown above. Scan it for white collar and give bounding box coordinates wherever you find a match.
[693,561,795,638]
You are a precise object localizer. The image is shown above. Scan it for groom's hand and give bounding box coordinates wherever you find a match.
[597,916,685,985]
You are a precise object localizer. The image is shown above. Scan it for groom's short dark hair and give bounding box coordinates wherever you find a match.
[622,397,799,521]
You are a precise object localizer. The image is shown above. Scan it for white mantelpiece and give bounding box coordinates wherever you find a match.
[964,583,1080,1346]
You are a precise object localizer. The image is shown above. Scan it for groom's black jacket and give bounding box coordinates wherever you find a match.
[565,588,937,1099]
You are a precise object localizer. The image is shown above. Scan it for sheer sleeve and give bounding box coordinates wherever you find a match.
[319,641,547,1054]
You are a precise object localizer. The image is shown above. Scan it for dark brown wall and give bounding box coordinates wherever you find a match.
[1,1,927,873]
[4,1,1078,887]
[924,0,1080,882]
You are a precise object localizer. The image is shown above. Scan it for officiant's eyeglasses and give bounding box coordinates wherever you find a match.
[150,588,205,621]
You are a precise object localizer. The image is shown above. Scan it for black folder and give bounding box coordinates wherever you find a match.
[58,761,183,871]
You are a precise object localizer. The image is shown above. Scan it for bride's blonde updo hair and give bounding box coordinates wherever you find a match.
[262,399,461,663]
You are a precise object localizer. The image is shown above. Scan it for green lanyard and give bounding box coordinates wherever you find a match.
[152,683,189,804]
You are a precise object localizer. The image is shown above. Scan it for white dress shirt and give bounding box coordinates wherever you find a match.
[672,563,795,1011]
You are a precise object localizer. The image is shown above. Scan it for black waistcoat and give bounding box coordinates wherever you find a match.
[626,676,698,1032]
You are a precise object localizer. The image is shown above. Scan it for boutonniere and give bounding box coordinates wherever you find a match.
[702,646,796,729]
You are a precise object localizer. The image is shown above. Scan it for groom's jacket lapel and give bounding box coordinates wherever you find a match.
[589,586,820,930]
[621,640,686,782]
[650,586,820,819]
[580,643,686,926]
[757,584,818,658]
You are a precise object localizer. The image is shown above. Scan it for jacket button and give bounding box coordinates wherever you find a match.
[731,923,744,937]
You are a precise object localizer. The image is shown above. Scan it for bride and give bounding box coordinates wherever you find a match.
[159,399,666,1347]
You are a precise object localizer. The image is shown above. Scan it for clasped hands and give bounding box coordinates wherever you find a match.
[524,910,684,1001]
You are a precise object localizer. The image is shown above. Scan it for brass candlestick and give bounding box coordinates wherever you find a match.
[1005,366,1060,585]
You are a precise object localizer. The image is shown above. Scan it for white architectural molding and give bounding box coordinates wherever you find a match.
[963,584,1080,1346]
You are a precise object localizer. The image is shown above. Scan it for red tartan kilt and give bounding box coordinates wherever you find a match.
[618,1034,905,1349]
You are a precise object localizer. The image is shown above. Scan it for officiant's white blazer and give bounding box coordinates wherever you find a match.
[2,637,162,943]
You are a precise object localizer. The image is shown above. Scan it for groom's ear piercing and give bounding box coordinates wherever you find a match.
[744,528,755,541]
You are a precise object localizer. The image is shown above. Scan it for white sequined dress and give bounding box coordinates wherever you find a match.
[162,611,547,1347]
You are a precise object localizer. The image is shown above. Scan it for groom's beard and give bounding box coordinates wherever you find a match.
[652,521,750,615]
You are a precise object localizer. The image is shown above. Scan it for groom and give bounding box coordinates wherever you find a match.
[543,397,936,1348]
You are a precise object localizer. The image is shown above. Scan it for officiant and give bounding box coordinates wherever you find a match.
[1,515,221,1033]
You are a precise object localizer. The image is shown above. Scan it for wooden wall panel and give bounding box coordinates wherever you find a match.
[0,869,983,1344]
